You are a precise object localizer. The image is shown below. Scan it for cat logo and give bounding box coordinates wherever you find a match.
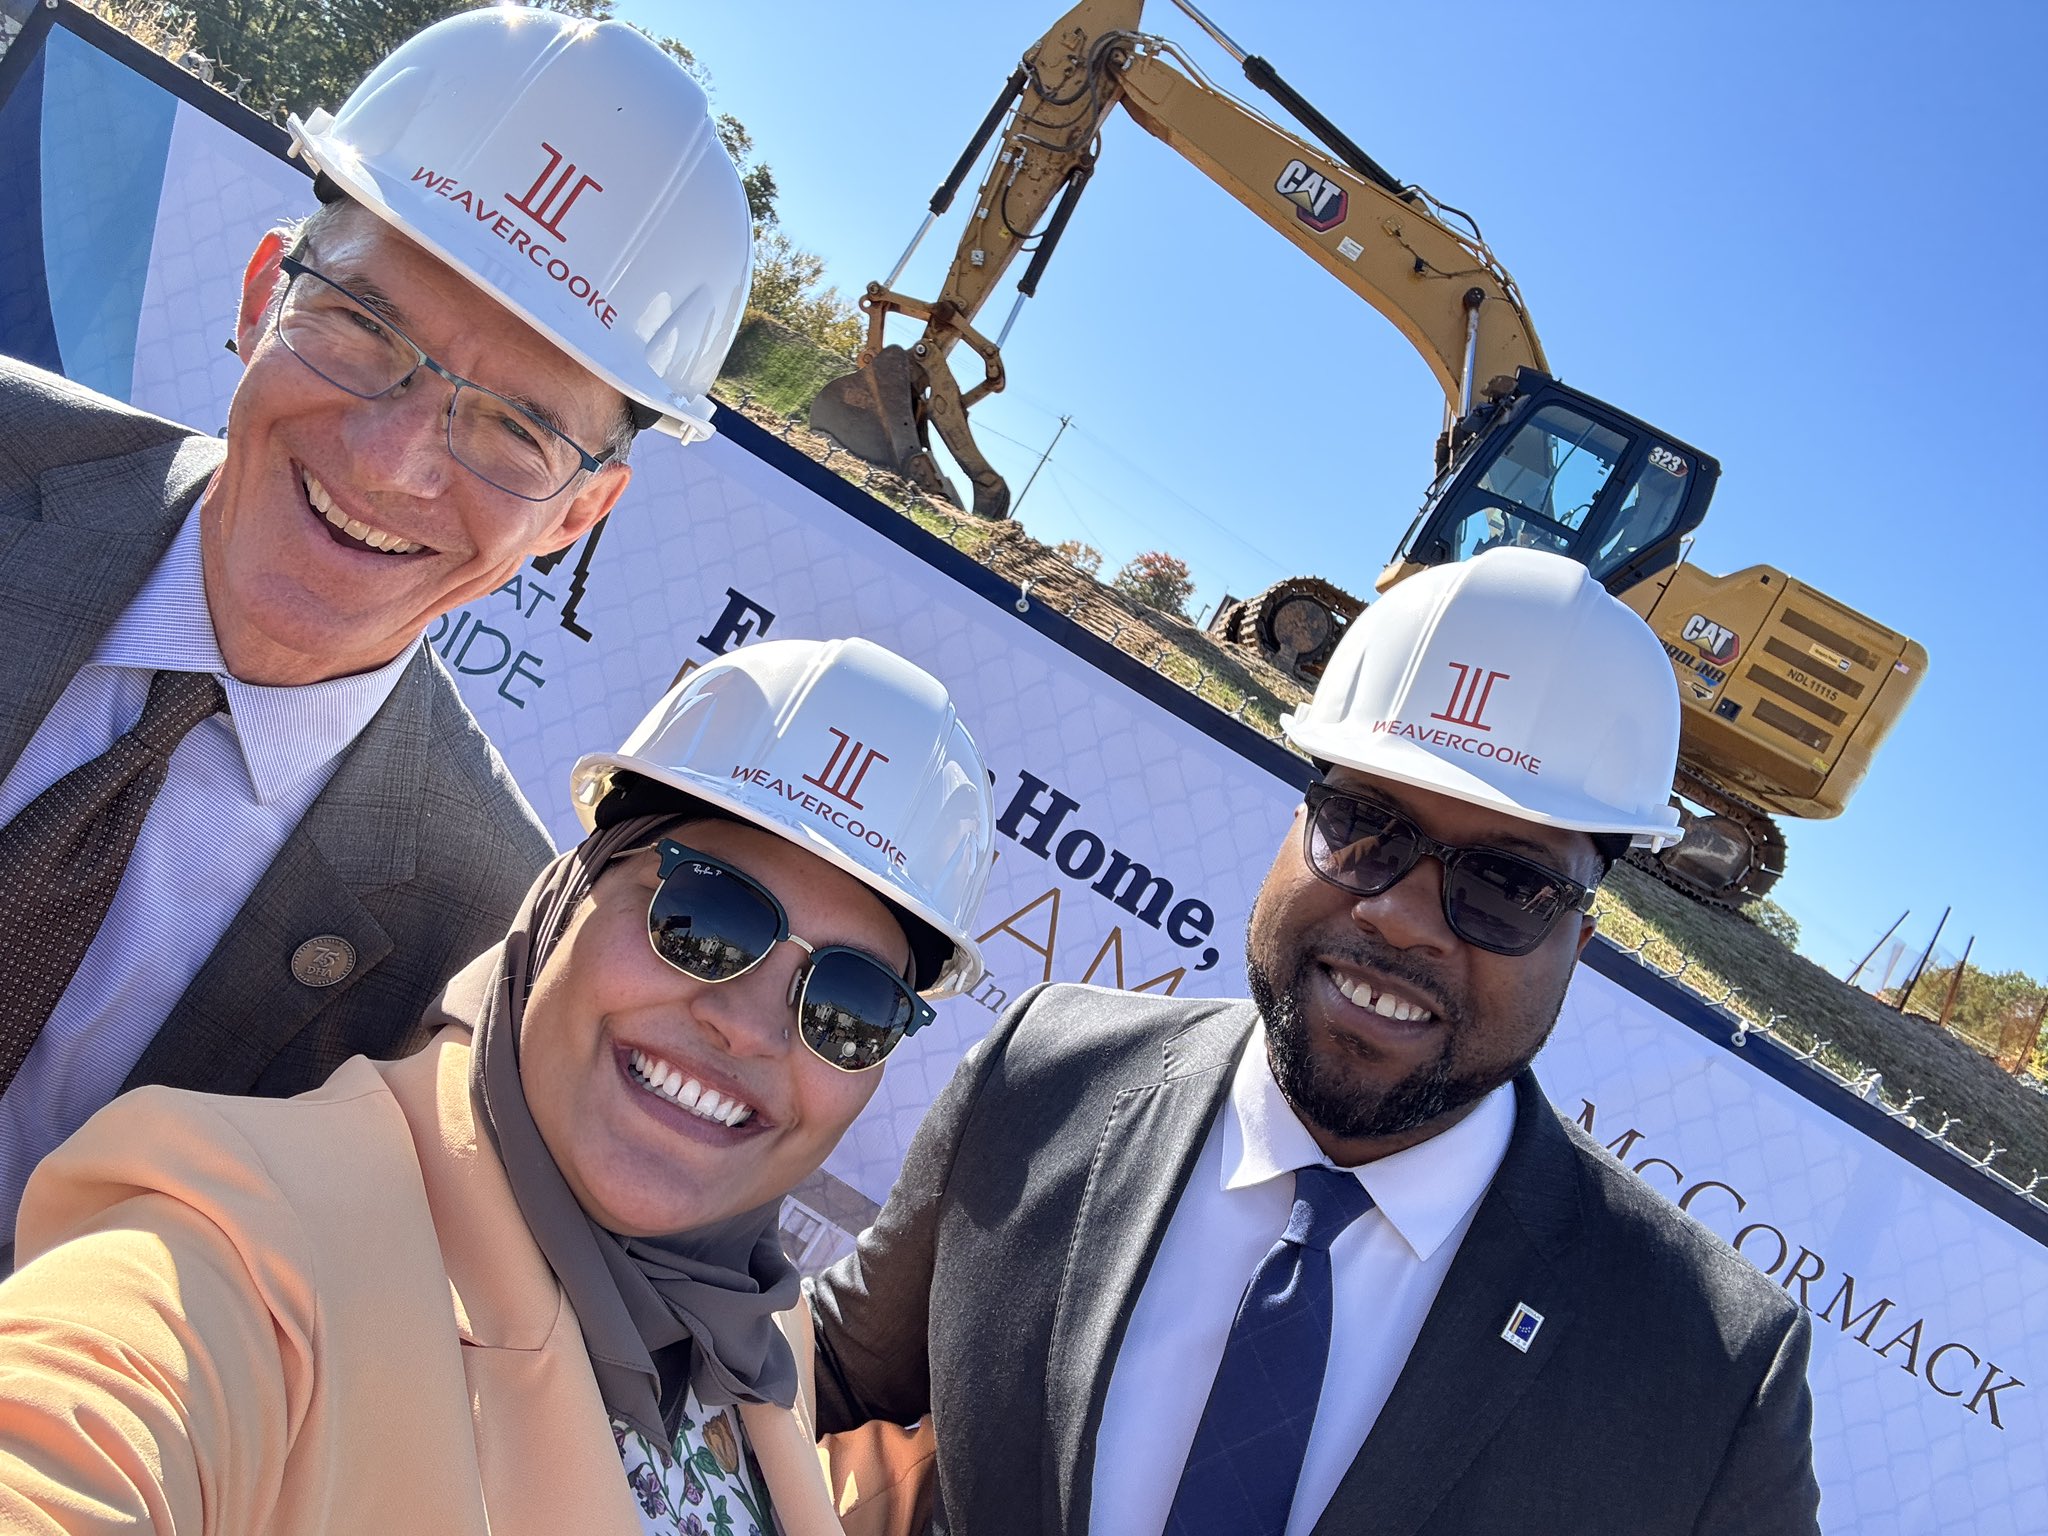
[1679,614,1741,664]
[1275,159,1348,232]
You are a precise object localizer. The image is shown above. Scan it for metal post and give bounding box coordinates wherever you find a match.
[883,213,937,292]
[1894,906,1950,1015]
[1012,414,1072,516]
[1844,910,1909,986]
[1937,935,1976,1030]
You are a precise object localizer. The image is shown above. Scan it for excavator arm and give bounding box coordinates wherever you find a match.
[811,0,1547,513]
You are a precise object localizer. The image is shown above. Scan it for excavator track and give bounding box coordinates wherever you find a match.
[1208,577,1366,680]
[1625,767,1788,912]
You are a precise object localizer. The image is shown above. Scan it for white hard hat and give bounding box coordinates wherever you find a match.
[1282,548,1683,850]
[573,638,996,997]
[287,6,752,442]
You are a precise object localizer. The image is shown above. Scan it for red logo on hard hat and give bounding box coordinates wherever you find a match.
[1430,662,1510,732]
[507,142,604,242]
[804,728,890,810]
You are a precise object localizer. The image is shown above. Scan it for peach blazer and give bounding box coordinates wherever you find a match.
[0,1029,847,1536]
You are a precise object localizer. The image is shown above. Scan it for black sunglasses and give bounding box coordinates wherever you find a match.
[1301,784,1597,957]
[637,840,933,1072]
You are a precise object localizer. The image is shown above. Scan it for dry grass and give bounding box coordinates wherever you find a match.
[76,0,195,59]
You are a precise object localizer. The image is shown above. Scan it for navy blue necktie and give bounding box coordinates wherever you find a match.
[1163,1164,1374,1536]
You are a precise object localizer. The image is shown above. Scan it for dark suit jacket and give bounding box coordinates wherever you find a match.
[810,983,1822,1536]
[0,357,551,1098]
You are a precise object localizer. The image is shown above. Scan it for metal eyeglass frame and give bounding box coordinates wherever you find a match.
[625,839,935,1072]
[273,255,613,502]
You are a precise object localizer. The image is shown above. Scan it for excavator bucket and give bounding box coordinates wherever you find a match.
[809,346,964,509]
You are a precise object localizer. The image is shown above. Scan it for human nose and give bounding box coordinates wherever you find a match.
[686,948,801,1062]
[1346,850,1459,955]
[346,371,459,496]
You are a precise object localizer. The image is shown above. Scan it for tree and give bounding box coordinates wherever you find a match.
[1740,898,1800,950]
[1113,550,1195,619]
[747,231,862,355]
[1054,539,1103,577]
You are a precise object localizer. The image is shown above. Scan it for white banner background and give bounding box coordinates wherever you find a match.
[7,17,2043,1530]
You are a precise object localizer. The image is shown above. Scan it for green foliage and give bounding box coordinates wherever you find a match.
[1907,962,2048,1065]
[1054,539,1103,577]
[715,315,854,418]
[1113,550,1195,619]
[1740,898,1800,950]
[747,230,862,357]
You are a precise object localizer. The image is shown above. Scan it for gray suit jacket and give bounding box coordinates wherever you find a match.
[810,983,1822,1536]
[0,357,551,1097]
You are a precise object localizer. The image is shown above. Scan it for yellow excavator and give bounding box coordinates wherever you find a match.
[808,0,1925,908]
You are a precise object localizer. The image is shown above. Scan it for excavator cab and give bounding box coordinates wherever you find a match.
[1383,370,1720,595]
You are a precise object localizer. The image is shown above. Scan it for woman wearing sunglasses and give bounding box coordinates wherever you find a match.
[0,636,993,1536]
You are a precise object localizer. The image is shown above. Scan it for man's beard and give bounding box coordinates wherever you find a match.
[1247,939,1531,1143]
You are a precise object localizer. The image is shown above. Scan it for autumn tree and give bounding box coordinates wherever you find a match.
[1113,550,1195,619]
[1054,539,1103,577]
[748,231,862,355]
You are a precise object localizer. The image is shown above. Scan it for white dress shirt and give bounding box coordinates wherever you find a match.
[1090,1022,1515,1536]
[0,509,414,1234]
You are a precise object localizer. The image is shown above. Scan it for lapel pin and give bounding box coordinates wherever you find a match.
[291,935,357,988]
[1500,1302,1544,1353]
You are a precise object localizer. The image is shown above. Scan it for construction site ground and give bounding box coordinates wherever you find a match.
[715,340,2048,1197]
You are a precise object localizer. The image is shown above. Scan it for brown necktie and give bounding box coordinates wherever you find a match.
[0,669,228,1093]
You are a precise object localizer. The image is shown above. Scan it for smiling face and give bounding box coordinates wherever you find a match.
[1246,766,1603,1164]
[203,205,632,685]
[518,818,909,1238]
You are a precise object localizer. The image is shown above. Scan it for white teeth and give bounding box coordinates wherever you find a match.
[302,472,423,555]
[1330,970,1433,1024]
[627,1050,753,1127]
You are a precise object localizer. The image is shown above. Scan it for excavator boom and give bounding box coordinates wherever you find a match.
[807,0,1925,909]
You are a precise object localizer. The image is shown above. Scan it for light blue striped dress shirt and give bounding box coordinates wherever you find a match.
[0,510,415,1236]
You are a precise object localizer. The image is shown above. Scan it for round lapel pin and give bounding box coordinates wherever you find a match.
[291,935,357,988]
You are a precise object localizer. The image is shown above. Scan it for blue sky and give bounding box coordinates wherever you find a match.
[622,0,2046,985]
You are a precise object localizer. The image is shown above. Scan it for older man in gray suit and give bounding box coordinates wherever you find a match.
[810,549,1822,1535]
[0,7,754,1242]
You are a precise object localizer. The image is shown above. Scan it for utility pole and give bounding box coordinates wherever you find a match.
[1894,905,1950,1016]
[1936,935,1976,1030]
[1845,910,1909,986]
[1011,414,1072,517]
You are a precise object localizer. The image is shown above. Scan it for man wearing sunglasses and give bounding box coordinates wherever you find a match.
[0,11,751,1248]
[809,548,1821,1535]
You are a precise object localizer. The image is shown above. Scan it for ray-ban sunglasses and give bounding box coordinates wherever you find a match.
[629,839,933,1071]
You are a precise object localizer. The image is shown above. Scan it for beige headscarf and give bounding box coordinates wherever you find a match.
[421,812,799,1445]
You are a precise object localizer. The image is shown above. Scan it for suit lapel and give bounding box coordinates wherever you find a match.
[124,651,436,1093]
[0,436,221,781]
[1044,1002,1254,1534]
[1309,1073,1587,1536]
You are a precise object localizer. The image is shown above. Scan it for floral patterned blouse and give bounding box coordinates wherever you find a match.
[614,1388,777,1536]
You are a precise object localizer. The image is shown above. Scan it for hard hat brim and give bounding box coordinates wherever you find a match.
[571,751,986,998]
[1283,716,1684,851]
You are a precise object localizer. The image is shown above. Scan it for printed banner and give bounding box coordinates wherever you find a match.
[2,10,2041,1530]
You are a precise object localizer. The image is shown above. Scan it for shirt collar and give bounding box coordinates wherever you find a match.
[1221,1020,1515,1263]
[91,507,417,805]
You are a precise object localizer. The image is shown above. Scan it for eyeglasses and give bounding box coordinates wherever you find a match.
[1301,784,1597,957]
[637,839,933,1072]
[273,256,612,502]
